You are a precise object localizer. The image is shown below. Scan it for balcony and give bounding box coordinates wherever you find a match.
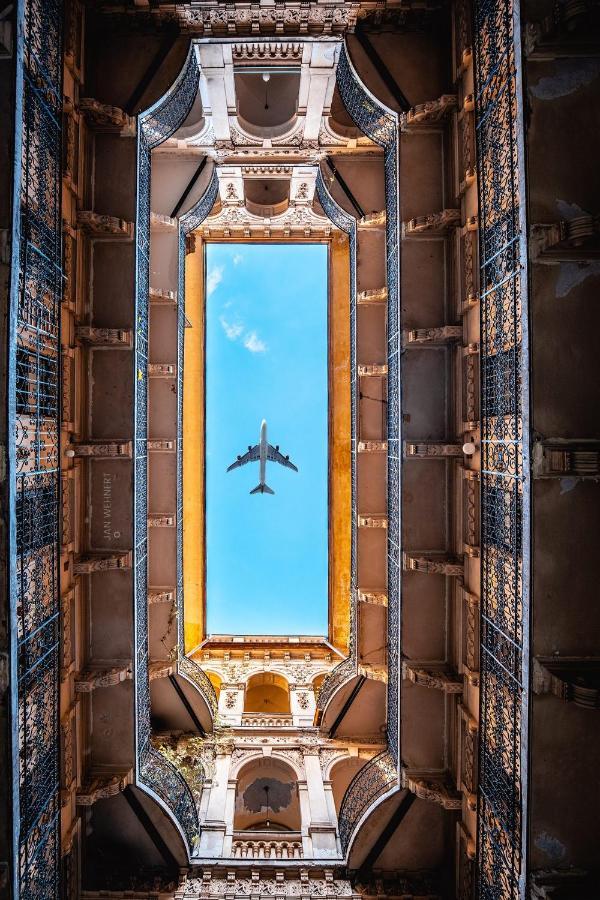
[232,832,303,859]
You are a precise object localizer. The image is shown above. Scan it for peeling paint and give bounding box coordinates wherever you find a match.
[556,262,600,298]
[559,476,578,494]
[530,60,600,100]
[535,830,567,862]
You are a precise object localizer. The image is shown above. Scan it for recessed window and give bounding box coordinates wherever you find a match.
[205,243,328,635]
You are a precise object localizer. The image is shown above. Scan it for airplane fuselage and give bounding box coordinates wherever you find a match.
[259,419,267,486]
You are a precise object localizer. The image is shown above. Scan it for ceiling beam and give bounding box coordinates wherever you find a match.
[326,157,365,219]
[171,156,208,219]
[328,675,366,738]
[353,27,411,112]
[359,790,416,872]
[169,674,206,736]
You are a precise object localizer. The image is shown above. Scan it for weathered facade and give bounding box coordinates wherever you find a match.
[1,1,599,898]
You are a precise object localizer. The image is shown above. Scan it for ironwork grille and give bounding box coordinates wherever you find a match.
[336,42,401,767]
[337,750,397,854]
[473,0,530,896]
[313,167,358,712]
[134,44,201,854]
[10,0,64,895]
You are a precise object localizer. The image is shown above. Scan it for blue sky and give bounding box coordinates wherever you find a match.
[205,243,328,635]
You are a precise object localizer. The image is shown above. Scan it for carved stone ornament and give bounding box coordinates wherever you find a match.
[148,363,177,377]
[148,588,175,604]
[402,553,464,577]
[403,325,463,346]
[75,665,133,693]
[358,514,387,529]
[358,364,388,377]
[358,210,386,229]
[76,770,132,807]
[357,589,388,606]
[402,94,457,129]
[357,441,387,453]
[357,286,387,305]
[404,208,461,235]
[79,97,134,133]
[68,441,132,458]
[75,326,133,346]
[402,662,463,694]
[402,771,462,810]
[147,514,176,528]
[76,211,133,238]
[404,442,464,458]
[181,872,356,897]
[148,439,175,452]
[295,691,310,709]
[224,690,237,709]
[74,551,132,574]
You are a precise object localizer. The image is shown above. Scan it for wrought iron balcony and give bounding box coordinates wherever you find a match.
[337,750,398,854]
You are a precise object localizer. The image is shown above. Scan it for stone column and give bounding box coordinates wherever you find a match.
[303,752,338,857]
[198,746,232,857]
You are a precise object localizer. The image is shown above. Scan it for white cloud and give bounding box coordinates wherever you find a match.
[232,253,244,266]
[219,316,244,341]
[243,331,267,353]
[207,265,224,297]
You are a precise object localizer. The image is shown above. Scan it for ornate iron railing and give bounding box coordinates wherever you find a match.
[9,0,64,895]
[337,751,397,854]
[178,655,218,719]
[140,746,200,854]
[473,0,531,897]
[336,43,401,766]
[314,166,358,713]
[134,43,201,854]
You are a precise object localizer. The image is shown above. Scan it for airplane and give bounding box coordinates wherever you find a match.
[226,419,298,495]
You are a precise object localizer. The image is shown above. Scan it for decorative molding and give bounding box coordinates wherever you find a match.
[75,326,133,346]
[357,286,387,305]
[67,441,132,458]
[147,514,176,528]
[148,363,176,377]
[402,325,463,345]
[74,552,132,574]
[401,94,457,129]
[358,589,388,607]
[358,514,388,529]
[232,41,303,62]
[76,771,132,807]
[404,442,463,458]
[402,662,463,694]
[79,97,134,133]
[149,287,177,304]
[402,553,464,577]
[359,665,388,684]
[358,210,386,229]
[402,771,462,810]
[148,439,175,452]
[532,439,600,478]
[148,589,175,604]
[150,211,177,232]
[148,660,176,681]
[404,208,461,236]
[75,665,133,693]
[358,441,387,453]
[531,215,600,261]
[76,210,133,238]
[533,657,600,709]
[358,364,387,376]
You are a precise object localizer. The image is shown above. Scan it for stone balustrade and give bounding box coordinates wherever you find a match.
[232,835,303,859]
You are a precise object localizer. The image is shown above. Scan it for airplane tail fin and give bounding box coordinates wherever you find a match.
[250,483,275,495]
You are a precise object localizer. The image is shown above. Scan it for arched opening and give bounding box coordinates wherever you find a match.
[330,757,368,818]
[234,757,301,833]
[244,673,290,714]
[244,178,290,217]
[312,673,326,697]
[235,69,300,137]
[206,670,222,698]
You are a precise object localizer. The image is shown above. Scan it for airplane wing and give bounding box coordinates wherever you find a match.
[267,444,298,472]
[227,445,259,472]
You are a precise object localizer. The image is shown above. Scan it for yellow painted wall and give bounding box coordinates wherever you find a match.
[183,239,205,652]
[329,233,352,654]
